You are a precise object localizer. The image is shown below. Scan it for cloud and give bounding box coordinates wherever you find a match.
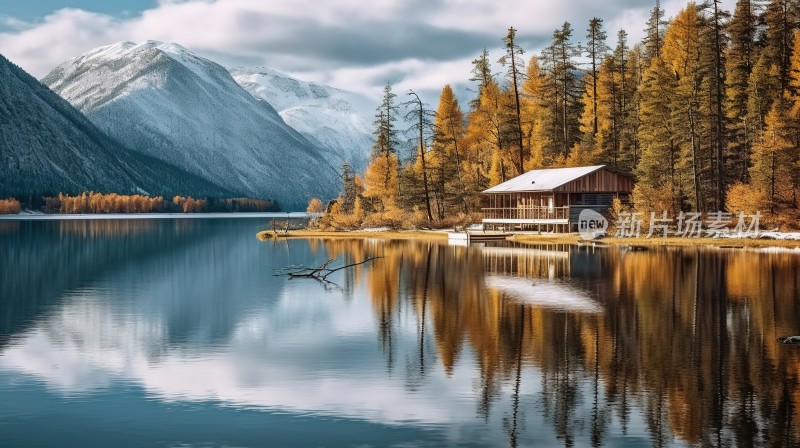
[0,0,737,103]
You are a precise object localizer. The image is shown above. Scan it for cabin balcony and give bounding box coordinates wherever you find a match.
[481,206,570,226]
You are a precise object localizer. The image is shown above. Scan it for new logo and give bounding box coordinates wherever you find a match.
[578,209,608,240]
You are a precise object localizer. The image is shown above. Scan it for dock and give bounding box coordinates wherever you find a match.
[448,231,510,245]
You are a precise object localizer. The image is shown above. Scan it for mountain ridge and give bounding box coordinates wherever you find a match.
[44,41,341,210]
[230,66,373,172]
[0,52,230,200]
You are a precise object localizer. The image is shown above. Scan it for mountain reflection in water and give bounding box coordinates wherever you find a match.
[1,219,800,447]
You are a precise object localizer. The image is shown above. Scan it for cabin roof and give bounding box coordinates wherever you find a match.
[482,165,608,193]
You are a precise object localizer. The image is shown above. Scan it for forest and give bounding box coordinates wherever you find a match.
[319,0,800,231]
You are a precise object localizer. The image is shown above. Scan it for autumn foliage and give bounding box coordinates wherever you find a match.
[0,198,21,214]
[39,193,275,214]
[314,2,800,231]
[47,192,166,214]
[172,196,207,213]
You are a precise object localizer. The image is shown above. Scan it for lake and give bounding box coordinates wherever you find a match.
[1,217,800,447]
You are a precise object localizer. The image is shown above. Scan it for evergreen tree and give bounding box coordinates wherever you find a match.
[470,49,494,110]
[637,57,680,212]
[624,44,647,171]
[404,90,435,221]
[763,0,799,95]
[433,85,469,213]
[520,57,549,169]
[373,83,400,158]
[702,0,729,210]
[644,0,667,62]
[726,0,761,182]
[366,83,401,211]
[466,79,509,186]
[540,22,582,159]
[498,26,527,175]
[585,18,609,137]
[749,99,795,212]
[663,3,711,211]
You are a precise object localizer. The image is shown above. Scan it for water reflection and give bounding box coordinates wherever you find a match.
[322,240,800,446]
[1,222,800,447]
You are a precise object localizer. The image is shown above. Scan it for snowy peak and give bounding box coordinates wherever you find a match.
[230,67,373,171]
[231,67,373,117]
[0,53,227,198]
[46,41,257,114]
[43,41,339,209]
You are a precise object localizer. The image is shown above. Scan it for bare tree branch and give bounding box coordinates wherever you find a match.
[276,257,382,283]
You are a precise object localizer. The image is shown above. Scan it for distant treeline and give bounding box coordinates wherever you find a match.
[32,193,279,214]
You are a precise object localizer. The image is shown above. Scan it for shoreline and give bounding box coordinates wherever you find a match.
[257,229,800,249]
[256,229,449,241]
[0,212,311,221]
[511,234,800,249]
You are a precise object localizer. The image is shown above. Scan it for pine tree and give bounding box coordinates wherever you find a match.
[749,99,795,213]
[520,57,549,169]
[613,31,641,172]
[747,53,780,150]
[341,162,357,213]
[787,30,800,210]
[405,90,435,221]
[726,0,760,182]
[575,55,616,167]
[763,0,799,95]
[585,18,609,137]
[466,79,508,186]
[637,57,680,212]
[363,151,399,212]
[498,26,527,174]
[367,83,401,211]
[433,85,469,213]
[470,49,493,110]
[540,22,582,159]
[662,3,710,211]
[373,83,400,159]
[703,0,729,210]
[644,0,666,62]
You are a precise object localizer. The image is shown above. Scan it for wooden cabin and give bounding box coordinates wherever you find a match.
[481,165,634,232]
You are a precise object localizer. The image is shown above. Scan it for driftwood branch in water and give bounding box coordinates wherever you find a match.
[279,256,381,282]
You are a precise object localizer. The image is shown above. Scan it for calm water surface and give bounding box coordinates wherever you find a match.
[1,218,800,447]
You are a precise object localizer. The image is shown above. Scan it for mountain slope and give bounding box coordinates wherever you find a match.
[43,41,340,209]
[230,67,373,172]
[0,53,228,199]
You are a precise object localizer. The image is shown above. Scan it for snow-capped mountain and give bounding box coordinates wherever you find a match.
[230,68,373,172]
[0,53,228,199]
[43,41,340,209]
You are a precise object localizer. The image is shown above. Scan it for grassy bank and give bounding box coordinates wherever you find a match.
[257,229,449,241]
[257,228,800,249]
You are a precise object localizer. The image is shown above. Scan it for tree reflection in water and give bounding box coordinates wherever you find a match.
[321,239,800,447]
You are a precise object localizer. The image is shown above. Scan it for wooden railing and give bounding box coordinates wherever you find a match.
[482,206,569,221]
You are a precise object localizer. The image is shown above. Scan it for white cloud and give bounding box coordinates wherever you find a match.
[0,0,738,103]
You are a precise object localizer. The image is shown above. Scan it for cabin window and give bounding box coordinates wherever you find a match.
[583,194,598,206]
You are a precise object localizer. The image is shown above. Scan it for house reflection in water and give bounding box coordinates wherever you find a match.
[322,239,800,447]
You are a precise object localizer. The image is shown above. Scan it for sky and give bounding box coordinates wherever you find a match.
[0,0,736,106]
